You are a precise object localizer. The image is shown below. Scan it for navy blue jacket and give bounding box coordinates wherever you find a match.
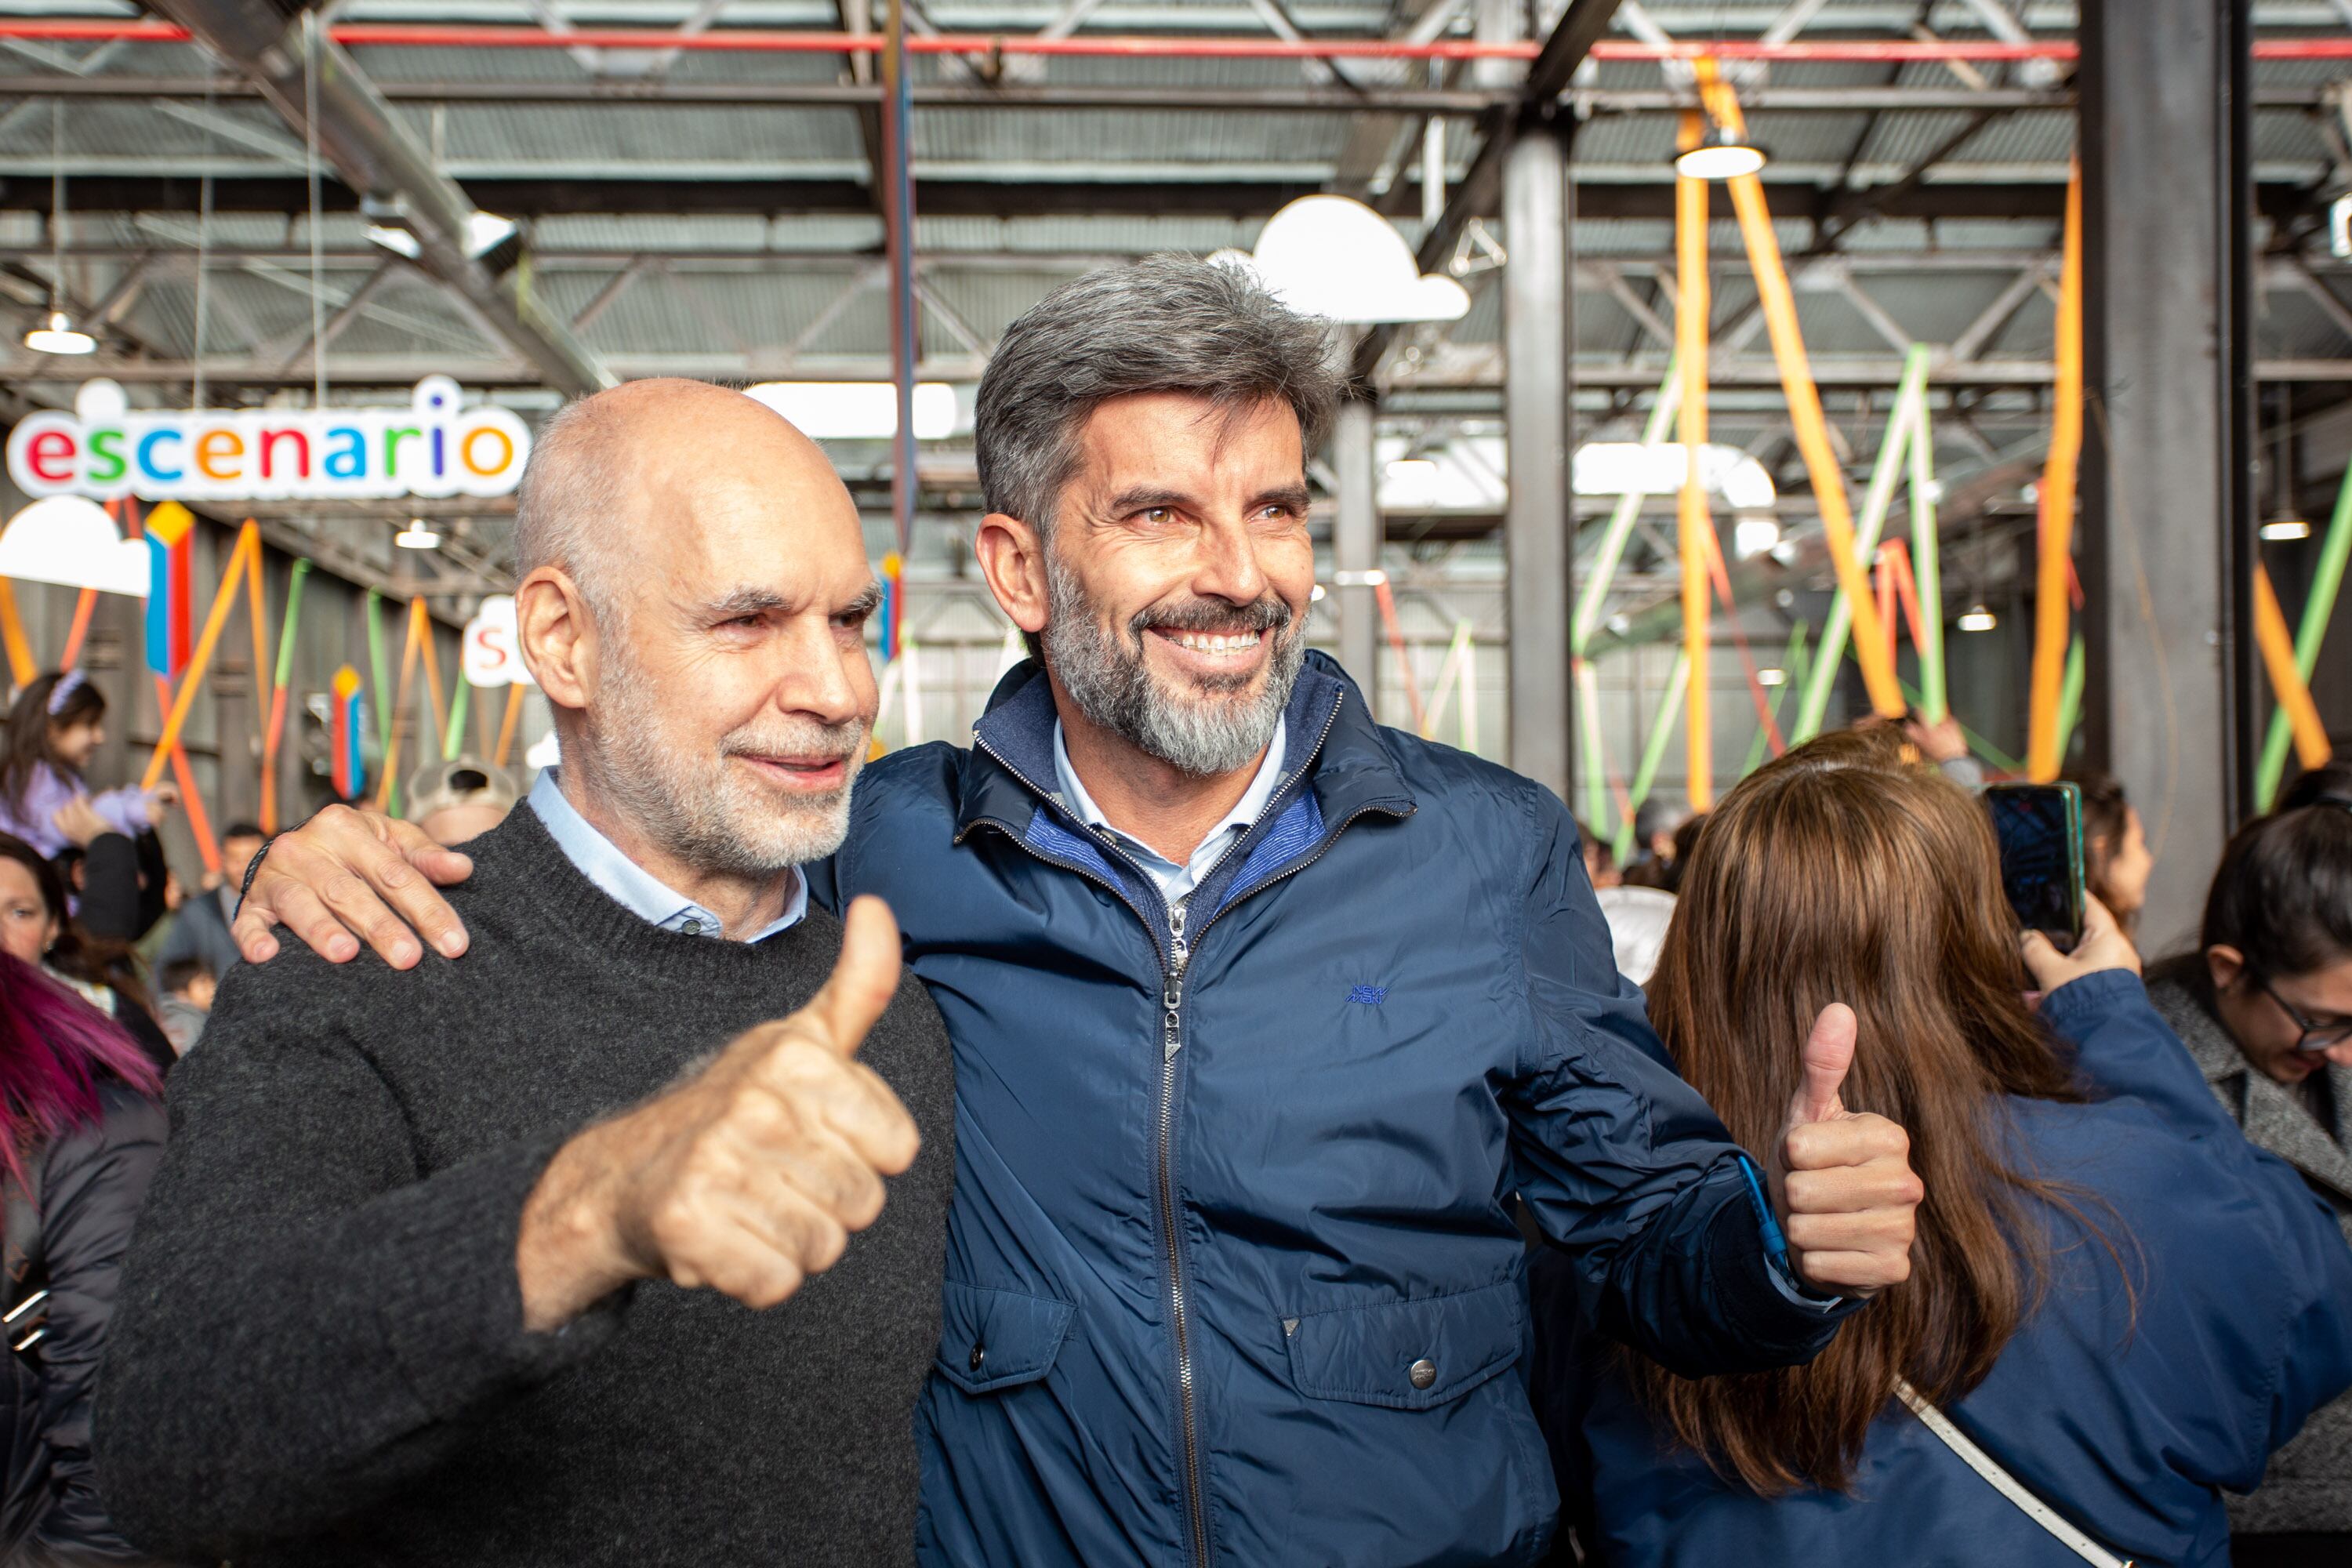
[817,654,1851,1567]
[1531,970,2352,1567]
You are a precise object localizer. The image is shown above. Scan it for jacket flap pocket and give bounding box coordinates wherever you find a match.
[1284,1281,1523,1411]
[935,1282,1074,1396]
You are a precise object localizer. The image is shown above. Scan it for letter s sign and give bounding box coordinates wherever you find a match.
[462,595,534,688]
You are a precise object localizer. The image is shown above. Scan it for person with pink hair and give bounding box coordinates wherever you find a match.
[0,949,169,1563]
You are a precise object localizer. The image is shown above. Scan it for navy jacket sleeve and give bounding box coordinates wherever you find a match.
[1504,788,1853,1380]
[2041,971,2352,1461]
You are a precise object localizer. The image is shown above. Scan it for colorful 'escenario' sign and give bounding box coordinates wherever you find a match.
[5,377,531,503]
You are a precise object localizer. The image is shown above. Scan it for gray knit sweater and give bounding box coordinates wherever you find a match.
[92,805,955,1566]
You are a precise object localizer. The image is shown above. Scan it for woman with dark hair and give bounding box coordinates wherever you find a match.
[0,837,171,1076]
[2064,768,2154,939]
[1533,728,2352,1567]
[0,675,174,862]
[0,949,168,1563]
[2146,786,2352,1564]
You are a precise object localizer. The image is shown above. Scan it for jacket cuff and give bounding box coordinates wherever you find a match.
[1707,1170,1860,1361]
[2036,968,2147,1036]
[367,1127,632,1422]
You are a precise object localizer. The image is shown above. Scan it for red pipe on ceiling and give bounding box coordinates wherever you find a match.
[0,16,2348,61]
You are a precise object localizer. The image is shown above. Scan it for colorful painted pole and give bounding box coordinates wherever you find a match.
[261,559,311,834]
[878,550,904,662]
[2257,459,2352,808]
[1697,59,1904,719]
[444,675,472,761]
[1675,108,1714,810]
[2054,633,2086,765]
[365,589,394,757]
[2253,564,2332,771]
[1570,362,1681,655]
[0,580,34,689]
[142,524,260,790]
[494,682,524,770]
[331,665,364,799]
[1791,354,1931,742]
[152,672,223,877]
[1743,620,1811,777]
[142,500,196,682]
[1906,371,1947,723]
[2027,162,2086,782]
[374,597,428,813]
[1613,647,1690,866]
[56,590,98,672]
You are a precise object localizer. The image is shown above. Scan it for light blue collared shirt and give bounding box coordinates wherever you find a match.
[1051,720,1288,907]
[525,769,808,943]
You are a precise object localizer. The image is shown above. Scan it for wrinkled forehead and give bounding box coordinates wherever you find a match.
[621,425,871,606]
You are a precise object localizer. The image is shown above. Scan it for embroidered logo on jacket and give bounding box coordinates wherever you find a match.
[1348,985,1388,1005]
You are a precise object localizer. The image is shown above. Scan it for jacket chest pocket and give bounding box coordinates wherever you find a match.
[1282,1280,1523,1410]
[934,1281,1075,1396]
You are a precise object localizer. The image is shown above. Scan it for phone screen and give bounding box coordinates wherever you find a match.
[1984,783,2085,950]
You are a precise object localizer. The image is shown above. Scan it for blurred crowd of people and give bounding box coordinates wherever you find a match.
[0,255,2343,1568]
[0,673,516,1563]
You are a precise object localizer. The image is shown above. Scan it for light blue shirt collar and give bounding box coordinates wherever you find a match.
[525,769,808,943]
[1050,720,1288,906]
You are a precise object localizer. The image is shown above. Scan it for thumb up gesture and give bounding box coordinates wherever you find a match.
[1771,1004,1924,1298]
[517,896,924,1330]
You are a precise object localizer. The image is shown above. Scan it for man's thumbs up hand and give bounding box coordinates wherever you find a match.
[1772,1003,1923,1299]
[516,896,923,1331]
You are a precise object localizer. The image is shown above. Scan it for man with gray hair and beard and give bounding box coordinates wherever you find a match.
[97,380,956,1566]
[233,258,1926,1566]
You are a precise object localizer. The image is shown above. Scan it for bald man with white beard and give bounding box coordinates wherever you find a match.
[97,382,956,1568]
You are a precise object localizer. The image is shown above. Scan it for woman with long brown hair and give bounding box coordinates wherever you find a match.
[1533,729,2352,1567]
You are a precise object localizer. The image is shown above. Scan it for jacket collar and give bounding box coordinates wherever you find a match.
[2147,976,2352,1206]
[958,649,1412,842]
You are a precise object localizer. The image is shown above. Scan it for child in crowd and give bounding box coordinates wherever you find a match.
[0,672,176,859]
[157,956,214,1057]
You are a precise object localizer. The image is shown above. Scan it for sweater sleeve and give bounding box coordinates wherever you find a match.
[1507,787,1855,1379]
[94,956,630,1557]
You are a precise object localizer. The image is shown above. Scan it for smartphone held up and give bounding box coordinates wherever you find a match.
[1984,782,2088,953]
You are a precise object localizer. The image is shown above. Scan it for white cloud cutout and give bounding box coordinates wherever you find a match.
[0,496,150,597]
[1216,196,1472,325]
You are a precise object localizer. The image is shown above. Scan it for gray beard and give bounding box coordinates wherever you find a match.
[580,638,864,878]
[1040,550,1305,779]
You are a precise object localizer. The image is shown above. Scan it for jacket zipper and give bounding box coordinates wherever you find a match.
[1161,898,1205,1567]
[965,694,1385,1568]
[963,736,1216,1565]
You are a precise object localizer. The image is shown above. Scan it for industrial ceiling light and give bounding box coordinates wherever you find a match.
[1675,125,1768,181]
[395,519,442,550]
[24,310,95,355]
[1757,667,1788,688]
[2262,514,2314,541]
[1958,602,1998,633]
[28,102,96,357]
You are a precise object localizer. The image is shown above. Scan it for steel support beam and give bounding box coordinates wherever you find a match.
[1333,395,1381,699]
[2078,0,2259,949]
[144,0,612,398]
[1502,124,1574,796]
[1355,0,1622,385]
